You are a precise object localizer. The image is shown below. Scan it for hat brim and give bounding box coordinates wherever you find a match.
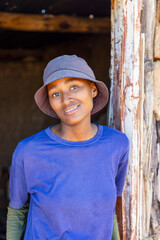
[34,70,109,118]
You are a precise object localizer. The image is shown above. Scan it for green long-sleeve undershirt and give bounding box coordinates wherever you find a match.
[7,203,29,240]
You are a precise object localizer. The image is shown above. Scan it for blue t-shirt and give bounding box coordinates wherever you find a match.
[9,124,129,240]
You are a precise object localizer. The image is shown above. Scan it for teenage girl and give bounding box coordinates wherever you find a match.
[7,55,129,240]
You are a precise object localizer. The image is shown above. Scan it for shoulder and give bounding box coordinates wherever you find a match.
[100,125,129,149]
[12,128,48,159]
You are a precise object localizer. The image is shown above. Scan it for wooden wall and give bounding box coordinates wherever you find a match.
[109,0,160,239]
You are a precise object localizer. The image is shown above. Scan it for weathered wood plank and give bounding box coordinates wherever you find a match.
[138,33,145,240]
[153,61,160,120]
[109,0,142,239]
[154,0,160,59]
[156,0,160,23]
[110,0,159,239]
[0,12,110,33]
[154,24,160,59]
[141,0,158,238]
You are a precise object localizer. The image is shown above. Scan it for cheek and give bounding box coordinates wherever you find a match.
[48,97,59,111]
[81,92,94,110]
[84,90,94,102]
[48,97,53,108]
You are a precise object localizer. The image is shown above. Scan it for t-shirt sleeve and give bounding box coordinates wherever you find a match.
[115,135,129,197]
[9,142,28,209]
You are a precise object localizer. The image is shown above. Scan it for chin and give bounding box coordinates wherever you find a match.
[60,114,90,126]
[61,118,83,126]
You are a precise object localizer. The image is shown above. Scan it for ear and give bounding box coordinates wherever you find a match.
[90,82,98,98]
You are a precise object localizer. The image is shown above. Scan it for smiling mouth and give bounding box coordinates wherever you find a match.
[63,105,80,115]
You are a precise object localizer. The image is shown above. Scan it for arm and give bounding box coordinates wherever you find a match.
[6,202,29,240]
[112,135,129,239]
[111,213,120,240]
[7,142,30,239]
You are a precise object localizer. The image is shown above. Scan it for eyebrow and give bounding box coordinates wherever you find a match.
[47,78,78,91]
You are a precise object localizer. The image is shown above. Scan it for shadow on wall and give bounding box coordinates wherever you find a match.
[0,167,9,239]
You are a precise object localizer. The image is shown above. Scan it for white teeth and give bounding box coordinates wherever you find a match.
[64,106,78,113]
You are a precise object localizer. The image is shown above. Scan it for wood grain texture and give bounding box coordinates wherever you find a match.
[141,0,157,238]
[0,12,110,33]
[154,24,160,59]
[154,0,160,59]
[153,61,160,120]
[109,0,160,239]
[109,0,142,239]
[141,0,160,238]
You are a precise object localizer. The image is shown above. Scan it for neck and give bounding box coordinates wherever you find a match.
[52,119,98,141]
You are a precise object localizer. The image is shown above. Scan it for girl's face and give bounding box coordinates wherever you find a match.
[47,77,97,126]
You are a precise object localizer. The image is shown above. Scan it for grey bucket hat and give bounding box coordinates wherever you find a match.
[34,55,109,118]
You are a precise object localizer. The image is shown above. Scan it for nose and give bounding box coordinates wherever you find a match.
[61,91,72,105]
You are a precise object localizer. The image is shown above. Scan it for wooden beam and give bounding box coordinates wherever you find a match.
[0,12,110,34]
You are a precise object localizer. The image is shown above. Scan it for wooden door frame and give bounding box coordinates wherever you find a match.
[109,0,142,239]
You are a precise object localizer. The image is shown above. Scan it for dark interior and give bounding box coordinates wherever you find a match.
[0,1,111,238]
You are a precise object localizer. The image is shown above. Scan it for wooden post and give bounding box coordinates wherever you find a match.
[138,33,145,240]
[109,0,160,239]
[109,0,142,239]
[141,0,157,238]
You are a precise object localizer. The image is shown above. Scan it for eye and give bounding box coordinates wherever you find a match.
[70,85,79,90]
[52,92,60,97]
